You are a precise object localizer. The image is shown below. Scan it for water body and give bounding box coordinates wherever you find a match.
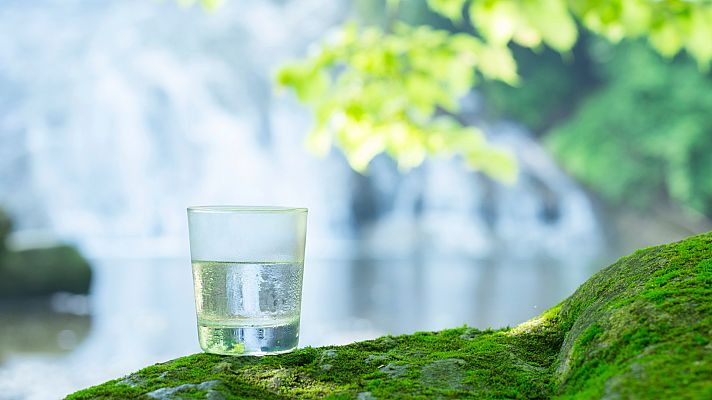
[0,255,602,399]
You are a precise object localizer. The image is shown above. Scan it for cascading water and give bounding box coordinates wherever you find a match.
[0,0,356,257]
[0,0,603,260]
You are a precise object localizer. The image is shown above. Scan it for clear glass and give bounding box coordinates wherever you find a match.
[187,206,307,356]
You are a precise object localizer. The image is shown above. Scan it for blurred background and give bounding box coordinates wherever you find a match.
[1,0,710,398]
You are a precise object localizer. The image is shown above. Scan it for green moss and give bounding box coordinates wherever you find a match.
[67,232,712,399]
[554,231,712,399]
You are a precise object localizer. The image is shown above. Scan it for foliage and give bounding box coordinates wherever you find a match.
[478,39,596,133]
[546,41,712,216]
[67,232,712,399]
[181,0,224,10]
[277,0,712,180]
[276,23,518,181]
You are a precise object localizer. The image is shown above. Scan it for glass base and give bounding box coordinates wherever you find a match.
[198,321,299,356]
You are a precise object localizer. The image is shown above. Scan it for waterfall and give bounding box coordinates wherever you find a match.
[0,0,604,261]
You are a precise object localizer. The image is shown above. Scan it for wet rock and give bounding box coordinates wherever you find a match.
[404,350,426,359]
[420,358,467,390]
[357,391,377,400]
[364,354,388,365]
[459,328,482,340]
[319,349,337,371]
[211,362,232,374]
[146,380,222,399]
[379,363,407,378]
[377,337,395,347]
[117,374,146,388]
[321,349,337,359]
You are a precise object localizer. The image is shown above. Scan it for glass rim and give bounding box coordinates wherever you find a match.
[187,205,308,214]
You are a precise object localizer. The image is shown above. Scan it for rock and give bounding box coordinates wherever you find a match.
[458,327,482,340]
[0,245,92,298]
[117,374,146,388]
[318,349,338,371]
[67,232,712,399]
[379,363,408,378]
[364,354,388,365]
[419,358,467,390]
[0,208,92,298]
[145,380,222,399]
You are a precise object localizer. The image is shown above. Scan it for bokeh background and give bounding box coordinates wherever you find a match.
[1,0,710,398]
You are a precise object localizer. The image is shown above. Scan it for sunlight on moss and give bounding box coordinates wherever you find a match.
[507,304,561,336]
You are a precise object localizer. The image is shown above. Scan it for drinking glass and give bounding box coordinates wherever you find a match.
[187,206,307,355]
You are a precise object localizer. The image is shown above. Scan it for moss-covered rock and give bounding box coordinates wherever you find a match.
[0,208,92,298]
[67,232,712,399]
[0,246,92,298]
[0,208,12,254]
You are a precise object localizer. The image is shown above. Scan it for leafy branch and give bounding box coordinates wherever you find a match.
[278,0,712,180]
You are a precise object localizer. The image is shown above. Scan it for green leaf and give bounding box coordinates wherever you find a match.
[649,22,684,58]
[686,7,712,69]
[523,0,578,52]
[273,0,712,183]
[275,64,329,103]
[427,0,468,22]
[465,145,518,184]
[276,22,525,179]
[469,0,519,46]
[475,45,519,85]
[199,0,223,10]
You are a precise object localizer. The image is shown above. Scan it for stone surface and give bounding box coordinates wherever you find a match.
[419,358,467,390]
[378,363,408,378]
[364,354,388,365]
[318,349,338,371]
[145,380,222,399]
[356,391,376,400]
[67,232,712,399]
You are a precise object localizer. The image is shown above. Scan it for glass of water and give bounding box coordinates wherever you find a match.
[187,206,307,355]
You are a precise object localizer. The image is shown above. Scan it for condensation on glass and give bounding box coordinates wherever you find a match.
[187,206,307,355]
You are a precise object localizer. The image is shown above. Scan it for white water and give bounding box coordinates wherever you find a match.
[0,0,603,261]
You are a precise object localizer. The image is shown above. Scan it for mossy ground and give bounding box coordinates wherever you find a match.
[67,233,712,399]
